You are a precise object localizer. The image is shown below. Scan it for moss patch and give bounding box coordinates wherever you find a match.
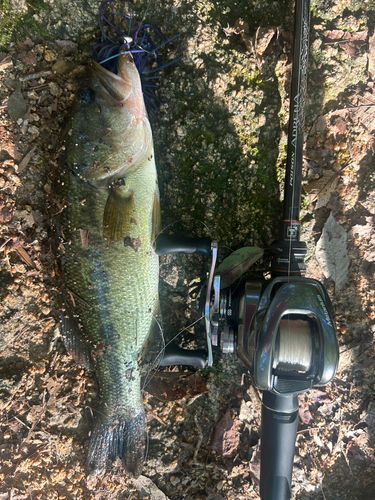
[0,0,50,48]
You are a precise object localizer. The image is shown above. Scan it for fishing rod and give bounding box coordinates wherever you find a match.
[245,2,338,497]
[155,0,339,498]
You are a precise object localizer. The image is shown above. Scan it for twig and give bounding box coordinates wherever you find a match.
[19,70,52,82]
[339,343,373,364]
[192,414,204,465]
[320,480,327,500]
[342,448,354,476]
[14,416,31,430]
[0,238,12,251]
[148,411,167,426]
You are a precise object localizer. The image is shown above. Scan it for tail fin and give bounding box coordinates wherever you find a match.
[86,409,145,477]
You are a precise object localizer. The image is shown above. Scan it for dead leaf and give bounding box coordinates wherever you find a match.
[331,111,348,136]
[351,217,374,241]
[144,371,208,401]
[223,18,249,38]
[20,50,38,66]
[223,20,276,64]
[211,408,239,456]
[309,390,332,405]
[299,403,313,425]
[5,490,29,500]
[17,38,34,51]
[223,18,252,53]
[215,246,264,288]
[255,26,277,58]
[7,236,25,250]
[16,246,35,268]
[349,93,375,134]
[18,146,36,172]
[318,402,335,417]
[305,171,339,209]
[323,30,367,57]
[323,29,345,41]
[315,212,350,290]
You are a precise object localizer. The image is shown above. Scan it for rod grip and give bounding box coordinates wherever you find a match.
[260,392,299,500]
[155,234,211,256]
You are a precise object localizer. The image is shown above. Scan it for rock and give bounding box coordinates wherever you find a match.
[7,85,28,121]
[10,0,27,13]
[44,49,57,62]
[52,59,75,74]
[134,476,170,500]
[54,39,78,55]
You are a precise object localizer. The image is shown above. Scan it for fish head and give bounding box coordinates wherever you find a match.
[65,53,152,186]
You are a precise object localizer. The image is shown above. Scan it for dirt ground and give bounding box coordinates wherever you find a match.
[1,0,375,499]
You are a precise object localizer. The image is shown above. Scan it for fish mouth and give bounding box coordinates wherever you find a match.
[92,53,144,105]
[81,53,152,183]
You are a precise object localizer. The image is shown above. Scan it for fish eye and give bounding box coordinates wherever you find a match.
[78,88,95,104]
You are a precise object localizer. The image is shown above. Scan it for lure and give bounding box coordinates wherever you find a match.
[91,0,181,107]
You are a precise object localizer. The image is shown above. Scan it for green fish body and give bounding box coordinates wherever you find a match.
[55,54,160,476]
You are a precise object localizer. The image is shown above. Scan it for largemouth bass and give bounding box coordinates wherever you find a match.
[54,53,160,476]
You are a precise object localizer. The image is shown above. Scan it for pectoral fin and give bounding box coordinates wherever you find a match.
[103,186,134,242]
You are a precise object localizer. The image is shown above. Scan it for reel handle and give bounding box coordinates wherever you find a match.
[160,343,207,368]
[260,392,299,500]
[155,234,211,256]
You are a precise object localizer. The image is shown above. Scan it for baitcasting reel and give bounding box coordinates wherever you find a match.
[155,234,338,397]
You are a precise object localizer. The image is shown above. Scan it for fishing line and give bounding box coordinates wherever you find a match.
[141,315,205,393]
[140,313,165,392]
[141,0,152,23]
[156,217,211,239]
[144,425,150,470]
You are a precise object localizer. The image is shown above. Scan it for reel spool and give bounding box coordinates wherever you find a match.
[275,318,312,373]
[240,277,338,395]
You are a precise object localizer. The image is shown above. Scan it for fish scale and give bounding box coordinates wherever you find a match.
[55,55,160,476]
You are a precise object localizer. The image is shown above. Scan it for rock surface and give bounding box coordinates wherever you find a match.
[1,1,375,499]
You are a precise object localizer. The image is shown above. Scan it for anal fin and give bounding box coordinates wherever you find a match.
[60,308,94,370]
